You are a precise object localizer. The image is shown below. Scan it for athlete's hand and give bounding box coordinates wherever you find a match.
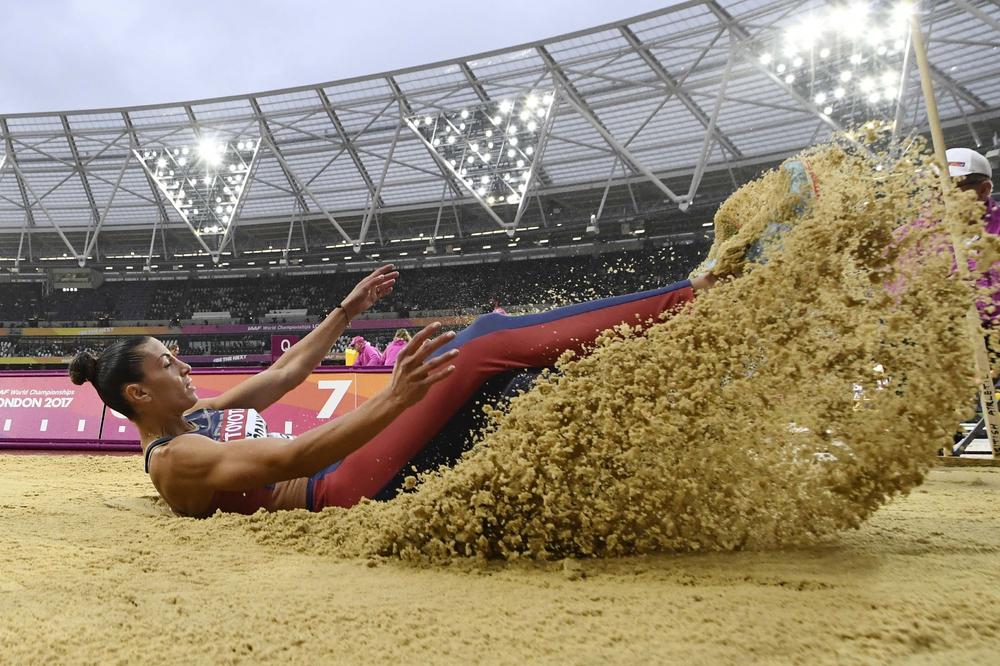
[387,322,459,408]
[340,265,398,319]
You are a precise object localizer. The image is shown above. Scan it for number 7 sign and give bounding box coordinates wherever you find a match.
[316,380,353,418]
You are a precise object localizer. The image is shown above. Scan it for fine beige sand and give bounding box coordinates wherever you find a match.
[1,453,998,664]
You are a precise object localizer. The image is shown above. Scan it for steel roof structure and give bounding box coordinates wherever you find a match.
[1,0,999,276]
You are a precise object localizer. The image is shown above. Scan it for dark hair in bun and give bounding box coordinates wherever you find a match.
[66,337,151,418]
[68,351,98,385]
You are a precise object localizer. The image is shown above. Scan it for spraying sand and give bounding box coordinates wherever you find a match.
[236,136,990,562]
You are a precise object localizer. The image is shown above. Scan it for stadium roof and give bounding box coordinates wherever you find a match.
[1,0,999,275]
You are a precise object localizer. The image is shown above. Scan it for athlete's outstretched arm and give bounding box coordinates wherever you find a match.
[160,323,458,492]
[196,264,398,413]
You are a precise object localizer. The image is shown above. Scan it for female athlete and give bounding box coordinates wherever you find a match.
[70,266,717,517]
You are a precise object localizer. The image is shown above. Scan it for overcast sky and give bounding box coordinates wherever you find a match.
[1,0,674,114]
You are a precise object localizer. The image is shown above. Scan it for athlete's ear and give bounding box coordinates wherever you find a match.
[123,382,151,410]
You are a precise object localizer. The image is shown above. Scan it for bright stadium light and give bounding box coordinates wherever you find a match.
[405,90,557,234]
[758,2,913,120]
[135,137,260,242]
[198,139,223,167]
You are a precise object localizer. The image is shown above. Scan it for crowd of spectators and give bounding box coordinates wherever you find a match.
[6,243,707,325]
[1,243,709,362]
[0,338,101,358]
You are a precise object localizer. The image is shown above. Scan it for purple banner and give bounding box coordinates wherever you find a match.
[180,316,468,335]
[0,367,392,452]
[177,353,271,364]
[271,334,300,363]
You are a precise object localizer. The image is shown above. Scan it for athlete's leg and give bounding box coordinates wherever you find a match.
[310,279,698,510]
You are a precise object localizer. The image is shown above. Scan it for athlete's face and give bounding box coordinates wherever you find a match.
[126,339,198,415]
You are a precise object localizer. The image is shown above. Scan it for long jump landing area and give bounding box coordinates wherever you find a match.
[0,453,998,664]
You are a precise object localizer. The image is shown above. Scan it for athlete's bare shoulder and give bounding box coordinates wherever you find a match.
[148,432,220,517]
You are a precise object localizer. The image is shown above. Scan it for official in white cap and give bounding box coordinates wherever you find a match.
[947,147,1000,330]
[947,147,994,205]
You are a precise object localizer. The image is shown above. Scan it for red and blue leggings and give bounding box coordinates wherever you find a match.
[308,279,695,510]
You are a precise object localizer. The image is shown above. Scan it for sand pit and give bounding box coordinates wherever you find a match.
[1,452,999,664]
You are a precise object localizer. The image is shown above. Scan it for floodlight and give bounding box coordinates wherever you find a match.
[406,90,554,214]
[865,28,884,47]
[198,139,222,167]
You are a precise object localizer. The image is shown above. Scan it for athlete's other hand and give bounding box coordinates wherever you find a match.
[388,322,458,408]
[341,264,398,319]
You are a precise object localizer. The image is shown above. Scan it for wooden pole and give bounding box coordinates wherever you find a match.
[910,12,999,457]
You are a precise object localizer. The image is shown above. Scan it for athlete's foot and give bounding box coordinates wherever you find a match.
[690,272,719,292]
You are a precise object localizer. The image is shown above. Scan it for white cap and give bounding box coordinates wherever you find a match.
[946,147,992,179]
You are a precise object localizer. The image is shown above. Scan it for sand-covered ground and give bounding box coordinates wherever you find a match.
[0,453,997,664]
